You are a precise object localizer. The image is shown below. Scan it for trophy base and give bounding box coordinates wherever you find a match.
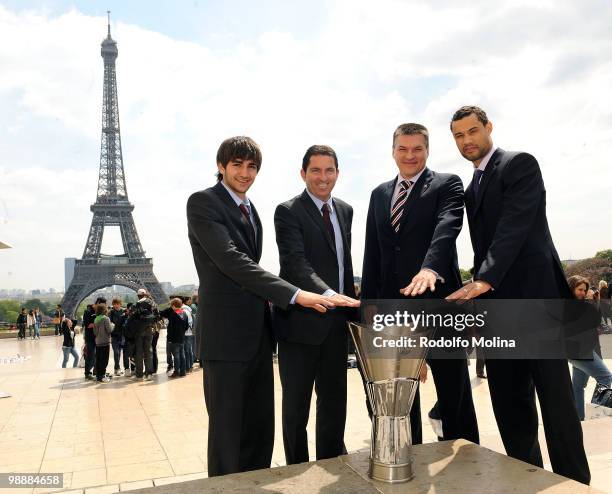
[369,458,414,483]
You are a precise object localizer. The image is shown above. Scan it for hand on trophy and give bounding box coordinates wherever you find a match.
[446,280,492,303]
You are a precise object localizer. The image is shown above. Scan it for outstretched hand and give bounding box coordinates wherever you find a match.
[295,291,361,313]
[446,280,492,303]
[401,269,437,297]
[329,294,361,307]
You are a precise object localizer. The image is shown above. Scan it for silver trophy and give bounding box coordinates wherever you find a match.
[348,321,433,483]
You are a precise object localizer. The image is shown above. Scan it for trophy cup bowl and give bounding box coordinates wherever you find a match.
[348,321,434,483]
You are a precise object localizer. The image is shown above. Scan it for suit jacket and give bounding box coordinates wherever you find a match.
[273,190,356,345]
[361,167,464,299]
[465,148,570,298]
[187,181,297,362]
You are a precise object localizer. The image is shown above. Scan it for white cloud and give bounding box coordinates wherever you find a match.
[0,1,611,292]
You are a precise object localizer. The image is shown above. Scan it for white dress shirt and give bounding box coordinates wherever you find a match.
[305,189,345,296]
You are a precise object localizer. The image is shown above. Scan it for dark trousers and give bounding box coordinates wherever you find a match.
[123,339,133,369]
[406,358,479,445]
[486,358,590,485]
[134,327,153,377]
[203,332,274,476]
[169,342,186,375]
[111,335,123,370]
[95,345,110,380]
[152,331,159,373]
[166,336,174,367]
[278,325,348,464]
[84,333,96,376]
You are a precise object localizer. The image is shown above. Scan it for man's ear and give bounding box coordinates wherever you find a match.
[486,121,493,134]
[300,169,306,182]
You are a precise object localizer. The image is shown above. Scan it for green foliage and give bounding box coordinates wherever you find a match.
[595,249,612,262]
[5,310,18,323]
[0,300,22,322]
[23,298,52,315]
[459,268,472,282]
[565,256,612,287]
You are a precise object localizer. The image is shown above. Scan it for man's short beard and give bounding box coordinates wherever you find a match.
[462,146,488,163]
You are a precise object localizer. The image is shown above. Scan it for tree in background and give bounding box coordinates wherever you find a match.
[595,249,612,262]
[565,253,612,288]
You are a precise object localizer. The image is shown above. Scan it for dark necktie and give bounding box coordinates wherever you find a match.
[321,203,335,241]
[239,203,256,244]
[473,169,484,198]
[390,180,412,233]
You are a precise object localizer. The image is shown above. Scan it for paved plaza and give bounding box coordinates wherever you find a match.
[0,333,610,494]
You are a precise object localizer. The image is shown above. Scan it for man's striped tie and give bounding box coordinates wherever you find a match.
[390,180,412,233]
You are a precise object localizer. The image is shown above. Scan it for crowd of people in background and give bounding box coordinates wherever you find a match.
[54,290,199,383]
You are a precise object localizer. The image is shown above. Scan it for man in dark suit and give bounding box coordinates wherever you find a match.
[361,123,479,445]
[187,136,353,477]
[447,106,590,484]
[274,145,360,464]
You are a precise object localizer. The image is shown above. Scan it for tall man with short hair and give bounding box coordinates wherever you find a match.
[447,105,590,484]
[187,136,357,476]
[361,123,479,445]
[274,145,359,464]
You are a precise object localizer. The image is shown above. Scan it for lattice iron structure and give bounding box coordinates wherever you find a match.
[61,14,166,316]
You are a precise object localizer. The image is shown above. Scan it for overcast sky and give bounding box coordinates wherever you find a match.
[1,0,611,291]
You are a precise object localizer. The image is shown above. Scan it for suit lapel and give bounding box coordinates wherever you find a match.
[299,190,337,254]
[473,148,502,216]
[465,180,475,219]
[333,199,351,258]
[380,178,397,233]
[397,168,433,233]
[212,182,257,259]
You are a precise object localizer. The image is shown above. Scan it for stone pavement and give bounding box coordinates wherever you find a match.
[0,332,610,493]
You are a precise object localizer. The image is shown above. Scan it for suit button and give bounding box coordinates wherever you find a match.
[395,246,401,252]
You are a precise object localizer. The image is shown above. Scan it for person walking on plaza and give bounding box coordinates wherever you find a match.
[160,298,188,377]
[447,105,590,484]
[568,275,612,421]
[130,288,159,380]
[16,308,27,340]
[27,309,35,339]
[191,295,200,367]
[122,303,135,376]
[61,316,80,368]
[599,280,611,325]
[34,307,42,339]
[93,303,113,383]
[54,304,64,336]
[181,296,195,372]
[82,302,98,380]
[109,298,125,376]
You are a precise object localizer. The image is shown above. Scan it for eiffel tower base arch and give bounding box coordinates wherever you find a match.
[61,260,166,317]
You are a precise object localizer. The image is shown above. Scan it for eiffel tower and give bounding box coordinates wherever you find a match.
[61,13,166,316]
